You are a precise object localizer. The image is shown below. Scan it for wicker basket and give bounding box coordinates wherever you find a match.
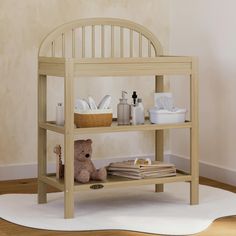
[74,110,112,128]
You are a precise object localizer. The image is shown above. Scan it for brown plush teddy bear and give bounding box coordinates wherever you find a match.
[74,139,107,183]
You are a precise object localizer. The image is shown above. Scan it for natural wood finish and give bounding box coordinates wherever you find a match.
[130,29,133,57]
[37,18,198,218]
[39,56,193,63]
[39,121,65,134]
[139,32,142,57]
[44,173,191,192]
[72,59,192,77]
[39,175,64,191]
[91,25,95,58]
[120,27,124,57]
[148,40,151,57]
[64,60,75,218]
[38,74,47,204]
[38,61,65,77]
[82,26,85,58]
[190,57,199,204]
[72,29,75,58]
[62,33,65,57]
[2,176,235,196]
[111,25,114,57]
[38,56,192,77]
[0,177,235,236]
[38,18,163,57]
[74,120,191,134]
[51,41,55,57]
[155,75,164,193]
[38,121,191,135]
[101,25,104,57]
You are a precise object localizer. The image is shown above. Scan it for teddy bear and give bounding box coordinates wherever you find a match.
[74,139,107,183]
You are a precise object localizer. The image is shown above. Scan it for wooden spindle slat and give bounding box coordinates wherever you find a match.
[62,33,65,57]
[120,27,124,57]
[101,25,104,57]
[51,41,55,57]
[92,25,95,58]
[139,32,142,57]
[111,25,114,57]
[130,29,133,57]
[148,40,151,57]
[50,24,155,59]
[82,26,85,58]
[72,29,75,58]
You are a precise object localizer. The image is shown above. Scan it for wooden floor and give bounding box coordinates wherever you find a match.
[0,177,235,236]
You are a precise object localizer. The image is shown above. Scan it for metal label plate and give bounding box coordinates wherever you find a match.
[90,184,104,190]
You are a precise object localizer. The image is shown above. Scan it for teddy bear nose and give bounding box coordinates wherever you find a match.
[85,154,90,158]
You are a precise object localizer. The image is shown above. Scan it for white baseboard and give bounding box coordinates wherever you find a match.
[1,154,235,186]
[0,154,154,181]
[0,163,55,181]
[167,154,236,186]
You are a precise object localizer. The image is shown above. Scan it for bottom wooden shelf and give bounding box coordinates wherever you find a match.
[39,172,192,192]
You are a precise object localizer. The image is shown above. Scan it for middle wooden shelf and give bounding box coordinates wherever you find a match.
[39,120,192,135]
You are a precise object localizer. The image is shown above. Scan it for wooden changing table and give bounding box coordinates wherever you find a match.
[38,18,199,219]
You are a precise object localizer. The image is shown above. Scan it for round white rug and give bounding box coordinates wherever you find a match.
[0,182,235,235]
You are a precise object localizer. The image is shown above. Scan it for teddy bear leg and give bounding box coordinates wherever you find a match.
[91,167,107,181]
[75,169,90,183]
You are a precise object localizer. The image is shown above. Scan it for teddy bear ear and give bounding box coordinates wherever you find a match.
[86,139,92,144]
[74,140,83,145]
[53,145,61,154]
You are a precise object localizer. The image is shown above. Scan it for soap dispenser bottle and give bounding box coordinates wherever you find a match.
[56,103,64,126]
[117,91,131,125]
[131,91,138,125]
[137,98,145,124]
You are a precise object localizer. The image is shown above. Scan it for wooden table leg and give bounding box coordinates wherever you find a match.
[38,74,47,203]
[155,75,164,193]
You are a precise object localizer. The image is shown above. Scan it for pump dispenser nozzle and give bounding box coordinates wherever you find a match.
[122,91,127,100]
[132,91,137,105]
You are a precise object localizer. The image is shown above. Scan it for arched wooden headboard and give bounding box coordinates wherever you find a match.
[39,18,163,58]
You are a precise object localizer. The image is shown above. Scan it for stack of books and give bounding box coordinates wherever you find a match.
[107,159,176,180]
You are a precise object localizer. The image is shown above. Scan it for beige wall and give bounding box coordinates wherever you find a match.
[0,0,170,166]
[169,0,236,171]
